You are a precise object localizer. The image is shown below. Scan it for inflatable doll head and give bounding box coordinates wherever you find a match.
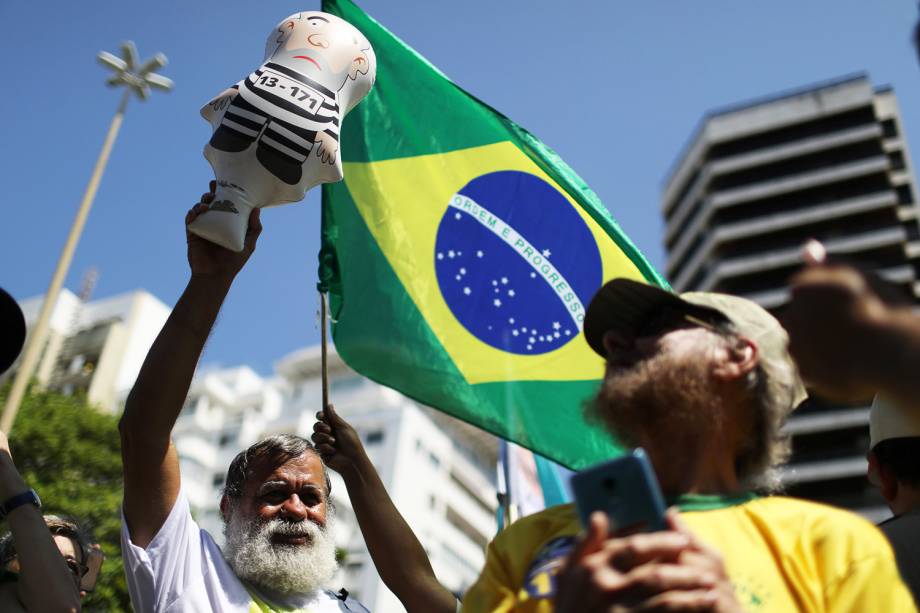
[190,11,376,251]
[265,12,375,114]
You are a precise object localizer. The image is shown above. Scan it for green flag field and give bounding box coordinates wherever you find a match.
[318,0,667,469]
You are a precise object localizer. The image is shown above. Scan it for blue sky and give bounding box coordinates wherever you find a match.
[2,1,918,375]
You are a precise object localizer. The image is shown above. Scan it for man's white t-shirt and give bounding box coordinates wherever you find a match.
[121,487,369,612]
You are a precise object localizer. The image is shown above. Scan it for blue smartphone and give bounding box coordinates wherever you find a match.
[571,448,667,533]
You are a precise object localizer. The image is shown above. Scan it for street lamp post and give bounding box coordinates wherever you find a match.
[1,42,174,432]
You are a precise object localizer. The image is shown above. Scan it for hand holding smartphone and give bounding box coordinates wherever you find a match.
[570,448,667,534]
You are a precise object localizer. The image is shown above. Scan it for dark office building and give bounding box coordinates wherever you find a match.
[661,74,920,519]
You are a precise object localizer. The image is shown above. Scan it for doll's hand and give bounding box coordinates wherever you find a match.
[314,131,339,165]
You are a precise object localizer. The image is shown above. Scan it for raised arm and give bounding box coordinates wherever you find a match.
[119,183,262,548]
[785,241,920,406]
[312,404,457,613]
[0,430,80,612]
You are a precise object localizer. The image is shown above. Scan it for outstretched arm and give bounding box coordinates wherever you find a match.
[120,184,262,548]
[312,405,456,613]
[0,431,80,612]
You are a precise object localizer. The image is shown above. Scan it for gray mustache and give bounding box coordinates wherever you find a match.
[266,519,322,538]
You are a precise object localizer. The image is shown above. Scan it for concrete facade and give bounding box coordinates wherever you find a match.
[661,74,920,520]
[6,289,171,413]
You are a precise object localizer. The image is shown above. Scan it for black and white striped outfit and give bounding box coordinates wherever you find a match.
[209,62,340,185]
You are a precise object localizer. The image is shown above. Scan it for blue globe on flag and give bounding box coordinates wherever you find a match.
[435,170,602,355]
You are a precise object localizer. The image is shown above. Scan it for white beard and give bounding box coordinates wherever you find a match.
[222,507,339,596]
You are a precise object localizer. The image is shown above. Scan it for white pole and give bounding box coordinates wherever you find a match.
[1,90,130,432]
[320,291,329,410]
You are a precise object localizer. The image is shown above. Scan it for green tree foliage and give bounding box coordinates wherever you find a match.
[2,387,129,611]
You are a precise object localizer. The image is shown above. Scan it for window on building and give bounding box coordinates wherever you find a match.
[439,542,481,578]
[219,432,235,447]
[882,118,898,139]
[446,505,488,550]
[450,470,495,515]
[212,474,224,487]
[68,355,85,375]
[365,430,384,445]
[224,414,244,429]
[428,452,441,468]
[888,151,906,171]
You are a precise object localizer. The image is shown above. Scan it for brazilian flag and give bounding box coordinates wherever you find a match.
[318,0,667,469]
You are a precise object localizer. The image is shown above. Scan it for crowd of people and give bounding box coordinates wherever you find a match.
[2,15,920,613]
[2,179,919,611]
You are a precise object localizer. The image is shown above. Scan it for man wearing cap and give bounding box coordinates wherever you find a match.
[868,396,920,601]
[462,278,914,612]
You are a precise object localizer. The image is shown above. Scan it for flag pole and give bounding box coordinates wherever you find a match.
[496,439,515,531]
[320,291,329,410]
[1,42,172,432]
[0,91,129,433]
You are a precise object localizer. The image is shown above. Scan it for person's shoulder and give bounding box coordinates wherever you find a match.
[751,496,875,524]
[879,509,920,538]
[0,581,25,613]
[506,504,578,531]
[493,503,579,546]
[751,496,892,551]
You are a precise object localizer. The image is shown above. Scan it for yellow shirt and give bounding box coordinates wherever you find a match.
[461,495,916,612]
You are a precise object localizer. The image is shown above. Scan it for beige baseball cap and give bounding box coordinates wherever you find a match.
[869,395,920,449]
[583,278,808,411]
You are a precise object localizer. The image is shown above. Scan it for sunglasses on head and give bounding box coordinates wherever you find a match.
[63,556,89,581]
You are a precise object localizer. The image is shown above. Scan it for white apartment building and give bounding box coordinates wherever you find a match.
[173,345,499,612]
[6,288,170,413]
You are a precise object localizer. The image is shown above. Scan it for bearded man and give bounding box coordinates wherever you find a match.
[462,278,915,612]
[120,186,366,612]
